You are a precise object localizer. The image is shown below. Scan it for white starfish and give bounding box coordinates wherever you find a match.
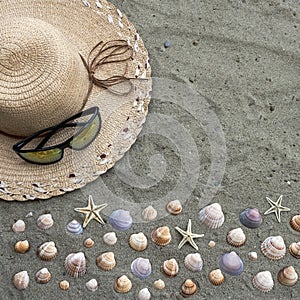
[264,195,290,223]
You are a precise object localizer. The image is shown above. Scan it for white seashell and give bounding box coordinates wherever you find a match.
[12,220,25,233]
[153,279,165,290]
[226,228,246,247]
[37,214,54,230]
[198,203,225,229]
[86,279,98,292]
[184,253,203,272]
[253,271,274,292]
[142,206,157,221]
[13,271,29,290]
[208,240,216,248]
[35,268,51,284]
[64,252,86,278]
[166,200,182,215]
[248,251,258,261]
[129,232,148,251]
[137,288,151,300]
[37,241,58,261]
[261,236,286,260]
[103,232,117,246]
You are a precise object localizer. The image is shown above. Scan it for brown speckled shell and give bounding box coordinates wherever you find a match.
[15,240,30,254]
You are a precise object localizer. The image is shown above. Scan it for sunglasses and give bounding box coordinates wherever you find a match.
[13,107,101,165]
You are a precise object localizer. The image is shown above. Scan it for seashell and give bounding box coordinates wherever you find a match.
[14,240,30,254]
[289,242,300,259]
[198,203,224,229]
[209,269,225,286]
[226,227,246,247]
[129,232,148,251]
[219,251,243,276]
[278,266,298,286]
[64,252,86,278]
[239,207,262,229]
[248,251,258,261]
[96,252,116,270]
[13,271,29,290]
[86,278,98,292]
[166,200,182,215]
[59,280,70,291]
[37,241,58,261]
[131,257,152,279]
[261,236,286,260]
[184,253,203,272]
[290,215,300,232]
[153,279,165,290]
[208,240,216,248]
[109,209,132,231]
[252,271,274,292]
[67,220,83,235]
[103,232,117,246]
[181,279,198,297]
[162,258,179,277]
[151,226,172,246]
[12,220,26,233]
[37,213,54,230]
[114,275,132,293]
[83,238,94,248]
[35,268,51,284]
[137,288,151,300]
[142,205,157,221]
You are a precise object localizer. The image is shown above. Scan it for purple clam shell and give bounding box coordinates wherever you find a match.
[239,208,262,229]
[67,220,83,235]
[109,209,132,231]
[219,251,243,276]
[131,257,152,279]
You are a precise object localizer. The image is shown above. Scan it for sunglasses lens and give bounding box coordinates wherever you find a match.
[18,148,63,165]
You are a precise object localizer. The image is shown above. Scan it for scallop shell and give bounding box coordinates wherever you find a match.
[289,242,300,259]
[181,279,197,296]
[64,252,86,278]
[37,213,54,230]
[184,253,203,272]
[96,252,116,271]
[109,209,132,231]
[114,275,132,293]
[86,278,98,292]
[37,241,58,261]
[153,279,165,290]
[219,251,243,276]
[166,200,182,215]
[162,258,179,277]
[83,238,94,248]
[103,232,117,246]
[67,220,83,235]
[35,268,51,284]
[12,220,26,233]
[248,251,258,261]
[198,203,224,229]
[261,236,286,260]
[129,232,148,251]
[15,240,30,254]
[13,271,29,290]
[137,288,151,300]
[151,226,172,246]
[142,205,157,221]
[209,269,225,286]
[239,208,262,229]
[278,266,298,286]
[252,271,274,292]
[226,228,246,247]
[59,280,70,291]
[131,257,152,279]
[290,215,300,232]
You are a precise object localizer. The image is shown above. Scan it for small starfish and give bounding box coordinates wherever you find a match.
[264,195,290,223]
[175,219,204,250]
[74,195,108,228]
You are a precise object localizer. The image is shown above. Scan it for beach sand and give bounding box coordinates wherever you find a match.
[0,0,300,299]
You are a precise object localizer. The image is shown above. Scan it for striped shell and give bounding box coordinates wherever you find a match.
[86,279,98,292]
[131,257,152,279]
[151,226,172,246]
[15,240,30,254]
[226,228,246,247]
[96,252,116,270]
[83,238,94,248]
[261,236,286,260]
[37,241,57,261]
[137,288,151,300]
[162,258,179,277]
[198,203,224,229]
[289,242,300,259]
[64,252,86,278]
[129,232,148,251]
[239,208,262,229]
[153,279,165,290]
[13,271,29,290]
[278,266,298,286]
[142,205,157,221]
[67,220,83,235]
[109,209,132,231]
[59,280,70,291]
[219,251,243,276]
[166,200,182,215]
[114,275,132,293]
[37,213,54,230]
[184,253,203,272]
[12,220,25,233]
[35,268,51,284]
[209,269,225,286]
[290,215,300,232]
[103,232,117,246]
[252,271,274,292]
[181,279,197,296]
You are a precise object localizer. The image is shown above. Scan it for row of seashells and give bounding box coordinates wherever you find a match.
[12,214,54,233]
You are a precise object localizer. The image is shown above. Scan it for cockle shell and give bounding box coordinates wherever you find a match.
[37,241,58,261]
[289,242,300,259]
[166,200,182,215]
[35,268,51,284]
[83,238,94,248]
[252,271,274,292]
[261,236,286,260]
[109,209,132,231]
[209,269,225,286]
[114,275,132,293]
[226,228,246,247]
[181,279,197,296]
[129,232,148,251]
[37,213,54,230]
[64,252,86,278]
[131,258,152,280]
[278,266,298,286]
[198,203,224,229]
[219,251,243,276]
[12,220,25,233]
[151,226,172,246]
[162,258,179,277]
[239,208,262,229]
[290,215,300,232]
[67,220,83,235]
[103,232,117,246]
[142,205,157,221]
[96,252,116,270]
[153,279,165,290]
[248,251,258,261]
[13,271,29,290]
[184,253,203,272]
[15,240,30,254]
[59,280,70,291]
[137,288,151,300]
[86,279,98,292]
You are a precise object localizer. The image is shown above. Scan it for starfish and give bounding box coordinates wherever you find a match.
[175,219,204,250]
[74,195,108,228]
[264,195,290,223]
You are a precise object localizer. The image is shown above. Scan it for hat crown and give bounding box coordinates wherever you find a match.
[0,17,89,137]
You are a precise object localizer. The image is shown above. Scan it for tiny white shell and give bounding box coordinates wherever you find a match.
[86,278,98,292]
[12,220,26,233]
[13,271,29,290]
[142,206,157,221]
[153,279,165,290]
[37,214,54,230]
[253,271,274,292]
[248,251,258,261]
[103,232,117,246]
[137,288,151,300]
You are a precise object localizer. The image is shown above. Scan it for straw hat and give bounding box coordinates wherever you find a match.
[0,0,151,201]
